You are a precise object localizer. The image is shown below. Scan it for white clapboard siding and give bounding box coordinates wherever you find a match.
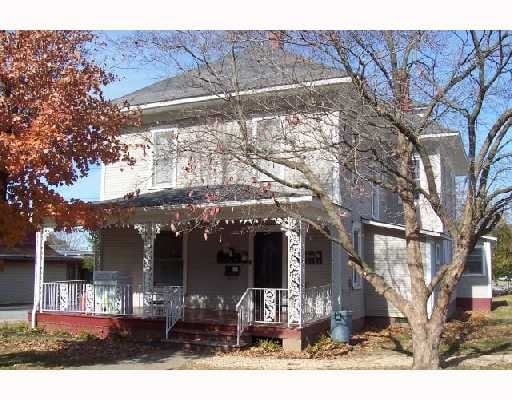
[364,226,412,317]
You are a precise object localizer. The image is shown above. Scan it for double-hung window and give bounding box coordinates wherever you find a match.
[412,156,422,200]
[252,116,285,181]
[351,227,363,289]
[152,128,177,188]
[371,183,380,219]
[464,245,485,276]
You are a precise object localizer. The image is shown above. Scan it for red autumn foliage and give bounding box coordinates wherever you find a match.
[0,31,139,246]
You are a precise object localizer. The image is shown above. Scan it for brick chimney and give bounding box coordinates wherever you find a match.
[397,69,412,112]
[268,31,285,50]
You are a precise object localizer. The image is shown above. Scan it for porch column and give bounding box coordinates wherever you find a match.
[282,217,305,327]
[134,223,161,316]
[31,227,51,328]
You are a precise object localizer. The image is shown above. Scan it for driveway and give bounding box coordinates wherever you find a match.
[0,304,32,323]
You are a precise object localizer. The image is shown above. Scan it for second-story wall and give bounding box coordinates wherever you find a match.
[101,109,342,202]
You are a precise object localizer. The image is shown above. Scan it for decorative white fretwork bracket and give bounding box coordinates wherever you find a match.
[134,223,162,315]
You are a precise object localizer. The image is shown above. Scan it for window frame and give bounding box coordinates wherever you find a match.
[151,128,178,189]
[412,155,422,200]
[351,225,363,290]
[251,115,286,182]
[371,183,380,219]
[463,245,486,276]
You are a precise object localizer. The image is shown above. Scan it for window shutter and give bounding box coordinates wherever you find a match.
[253,117,284,181]
[153,130,176,187]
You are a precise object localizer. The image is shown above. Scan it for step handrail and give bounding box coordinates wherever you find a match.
[165,286,184,339]
[235,288,253,346]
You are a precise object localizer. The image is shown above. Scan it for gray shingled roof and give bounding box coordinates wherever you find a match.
[99,184,308,208]
[116,46,346,106]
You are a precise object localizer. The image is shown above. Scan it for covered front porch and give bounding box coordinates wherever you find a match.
[33,185,341,350]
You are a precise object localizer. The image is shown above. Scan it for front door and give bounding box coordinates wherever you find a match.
[254,232,282,288]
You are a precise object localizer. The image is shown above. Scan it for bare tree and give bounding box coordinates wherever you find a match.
[115,30,512,369]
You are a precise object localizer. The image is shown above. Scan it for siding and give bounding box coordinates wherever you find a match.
[186,225,250,310]
[102,111,341,201]
[364,226,411,317]
[305,228,331,288]
[100,227,144,286]
[0,261,68,304]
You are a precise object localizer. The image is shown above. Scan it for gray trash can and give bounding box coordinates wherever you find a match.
[331,310,353,343]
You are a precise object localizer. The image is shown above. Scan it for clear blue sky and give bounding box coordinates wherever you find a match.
[57,31,164,202]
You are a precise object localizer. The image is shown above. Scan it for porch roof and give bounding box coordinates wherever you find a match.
[98,184,312,209]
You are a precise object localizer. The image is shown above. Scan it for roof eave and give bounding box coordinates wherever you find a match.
[122,77,352,114]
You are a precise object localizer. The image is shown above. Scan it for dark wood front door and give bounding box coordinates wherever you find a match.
[254,232,282,288]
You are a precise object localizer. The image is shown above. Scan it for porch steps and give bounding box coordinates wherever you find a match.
[165,320,251,351]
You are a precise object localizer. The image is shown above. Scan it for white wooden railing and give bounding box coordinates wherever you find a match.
[304,284,332,323]
[164,286,184,339]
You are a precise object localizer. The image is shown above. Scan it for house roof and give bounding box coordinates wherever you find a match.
[115,45,346,107]
[98,184,310,209]
[0,234,83,262]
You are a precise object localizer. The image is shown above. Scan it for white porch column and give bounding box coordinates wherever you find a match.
[134,223,161,316]
[31,228,51,328]
[282,218,305,327]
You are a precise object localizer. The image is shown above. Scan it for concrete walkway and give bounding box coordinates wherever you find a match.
[0,304,31,323]
[74,347,206,370]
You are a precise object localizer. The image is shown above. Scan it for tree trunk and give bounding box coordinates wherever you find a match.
[410,322,442,369]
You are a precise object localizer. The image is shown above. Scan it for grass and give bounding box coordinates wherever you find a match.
[489,294,512,321]
[0,321,182,369]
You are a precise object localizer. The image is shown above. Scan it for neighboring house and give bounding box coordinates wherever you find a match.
[31,39,495,351]
[0,234,83,305]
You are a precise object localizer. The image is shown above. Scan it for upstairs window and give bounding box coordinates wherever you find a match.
[351,227,363,289]
[464,246,485,276]
[371,183,380,219]
[152,129,177,188]
[252,117,285,181]
[412,156,421,200]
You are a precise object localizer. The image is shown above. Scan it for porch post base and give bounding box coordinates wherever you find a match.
[283,337,303,352]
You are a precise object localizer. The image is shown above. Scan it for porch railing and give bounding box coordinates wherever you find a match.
[41,281,182,320]
[235,287,288,346]
[304,284,332,323]
[165,286,184,339]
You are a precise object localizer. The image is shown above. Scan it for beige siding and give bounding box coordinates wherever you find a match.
[0,261,68,304]
[305,228,331,288]
[186,225,250,310]
[100,227,143,286]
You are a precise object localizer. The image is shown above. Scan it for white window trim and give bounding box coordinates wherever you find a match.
[351,225,363,290]
[413,154,422,201]
[151,128,178,190]
[435,243,442,266]
[251,115,286,182]
[371,183,380,219]
[463,244,486,277]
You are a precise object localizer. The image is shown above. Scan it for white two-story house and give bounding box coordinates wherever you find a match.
[31,41,494,351]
